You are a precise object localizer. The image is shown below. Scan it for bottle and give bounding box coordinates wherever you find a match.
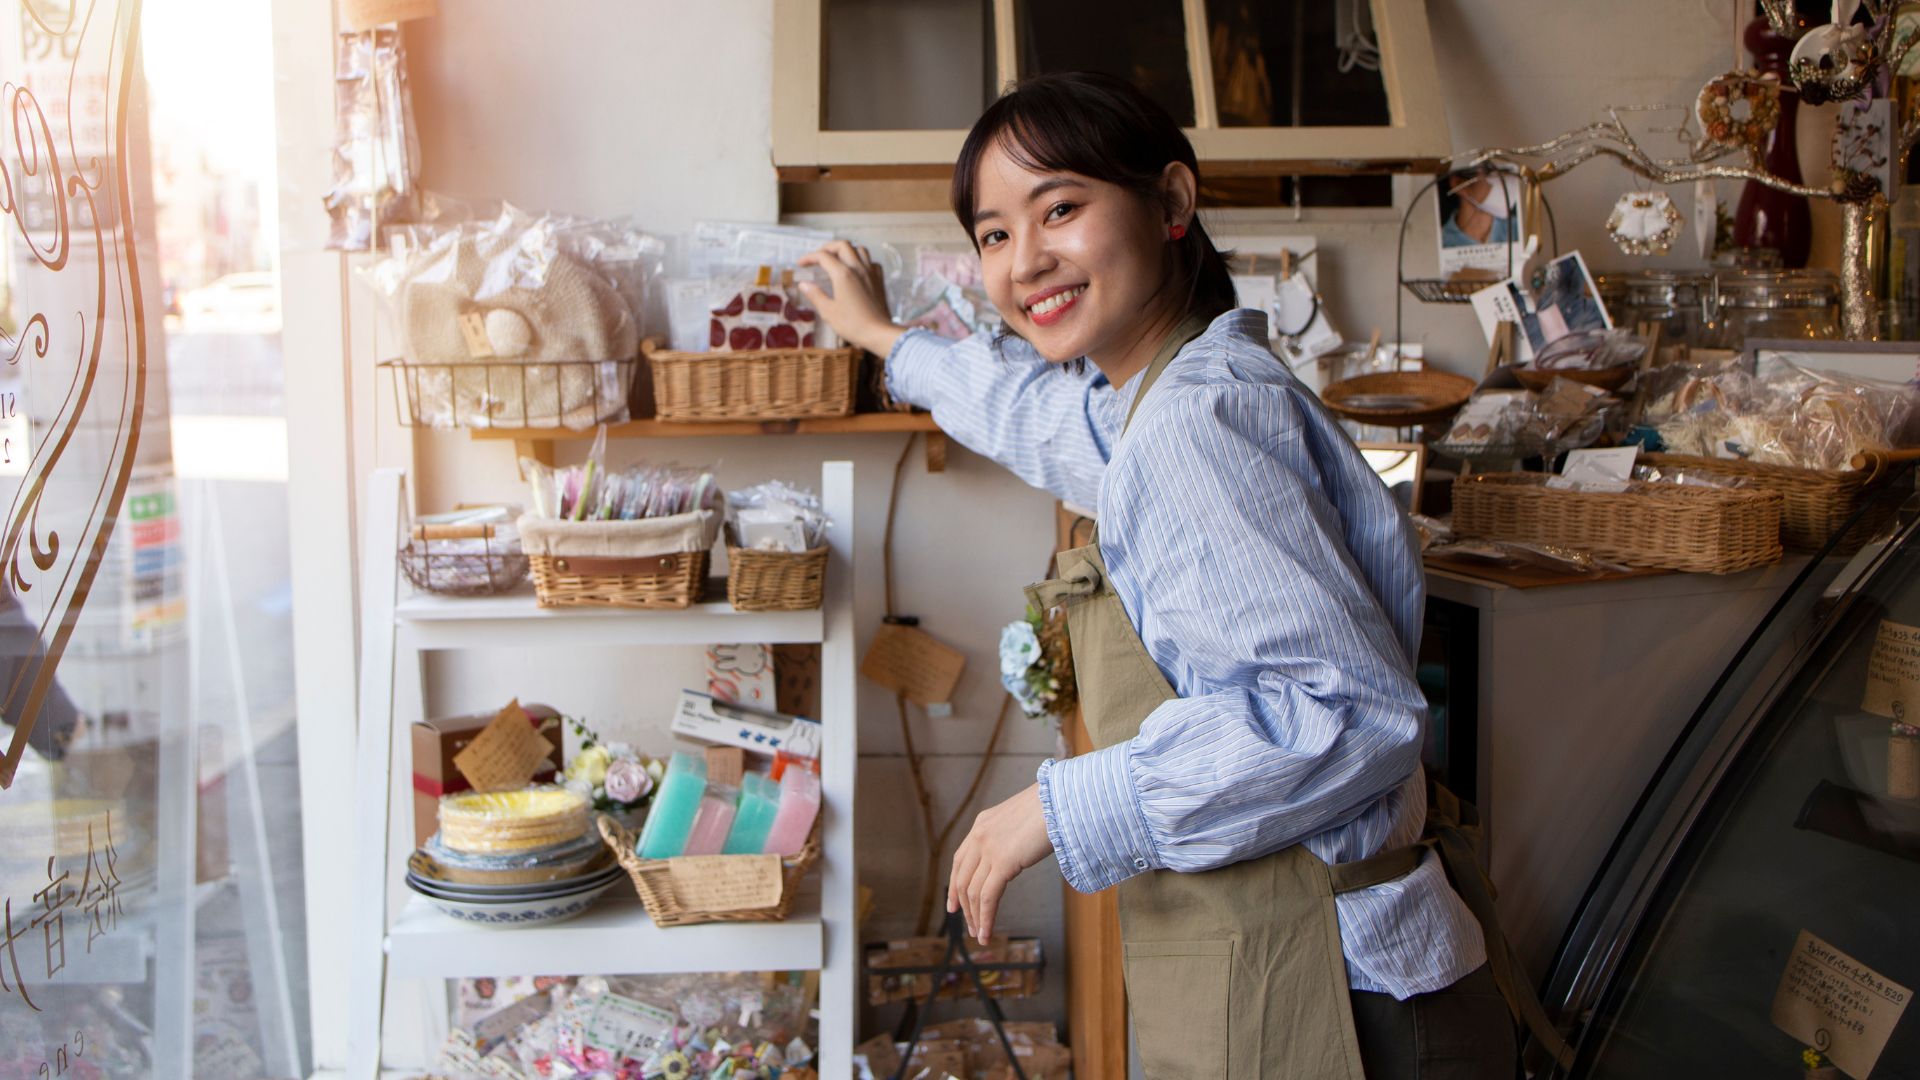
[1888,155,1920,339]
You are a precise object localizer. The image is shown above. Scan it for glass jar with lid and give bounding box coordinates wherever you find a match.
[1703,269,1840,349]
[1593,270,1715,348]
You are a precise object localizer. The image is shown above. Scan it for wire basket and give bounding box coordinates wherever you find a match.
[1402,279,1487,304]
[380,355,638,430]
[399,522,530,597]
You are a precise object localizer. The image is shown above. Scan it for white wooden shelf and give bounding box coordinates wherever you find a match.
[395,584,824,650]
[386,893,823,979]
[351,464,858,1077]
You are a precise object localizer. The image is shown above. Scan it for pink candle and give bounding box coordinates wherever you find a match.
[763,769,820,856]
[682,786,738,856]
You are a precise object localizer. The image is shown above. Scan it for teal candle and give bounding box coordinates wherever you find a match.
[636,751,707,859]
[723,773,780,855]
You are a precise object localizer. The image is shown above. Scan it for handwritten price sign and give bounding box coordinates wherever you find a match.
[1771,929,1912,1079]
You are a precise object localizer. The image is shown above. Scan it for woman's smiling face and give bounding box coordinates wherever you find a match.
[970,136,1173,364]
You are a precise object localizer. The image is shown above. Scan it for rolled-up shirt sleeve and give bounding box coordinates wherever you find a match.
[885,328,1109,508]
[1038,382,1428,893]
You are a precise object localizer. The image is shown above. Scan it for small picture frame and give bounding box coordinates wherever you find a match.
[1358,441,1428,515]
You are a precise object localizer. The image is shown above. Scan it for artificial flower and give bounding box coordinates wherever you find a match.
[566,743,612,787]
[604,758,653,804]
[999,620,1041,677]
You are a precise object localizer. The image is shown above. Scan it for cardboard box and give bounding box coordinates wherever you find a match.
[411,705,564,847]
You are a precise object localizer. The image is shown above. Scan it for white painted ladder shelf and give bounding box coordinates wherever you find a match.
[347,463,858,1077]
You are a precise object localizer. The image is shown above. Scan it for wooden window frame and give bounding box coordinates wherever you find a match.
[773,0,1451,180]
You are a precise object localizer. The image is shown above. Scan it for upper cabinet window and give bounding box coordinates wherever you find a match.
[775,0,1451,176]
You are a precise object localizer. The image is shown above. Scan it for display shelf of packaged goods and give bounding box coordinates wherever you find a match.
[384,892,824,979]
[394,584,825,650]
[349,463,859,1079]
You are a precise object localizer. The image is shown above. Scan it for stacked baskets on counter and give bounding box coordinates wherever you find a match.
[408,787,624,927]
[1639,453,1895,555]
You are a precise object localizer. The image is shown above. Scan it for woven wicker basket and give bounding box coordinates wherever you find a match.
[645,338,859,422]
[727,544,828,611]
[519,511,719,609]
[1321,369,1477,427]
[1452,473,1783,574]
[1640,453,1892,554]
[597,814,821,927]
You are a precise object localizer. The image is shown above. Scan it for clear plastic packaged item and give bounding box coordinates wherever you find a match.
[705,265,835,351]
[325,27,420,252]
[1648,357,1917,470]
[726,480,829,552]
[895,271,1000,341]
[363,206,663,428]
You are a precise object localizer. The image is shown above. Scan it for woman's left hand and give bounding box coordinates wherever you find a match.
[948,783,1054,944]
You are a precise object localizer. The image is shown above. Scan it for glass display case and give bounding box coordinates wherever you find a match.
[1544,471,1920,1077]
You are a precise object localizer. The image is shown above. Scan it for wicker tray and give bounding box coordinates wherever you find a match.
[597,814,821,927]
[727,544,828,611]
[1452,473,1783,574]
[1639,453,1892,554]
[1322,370,1477,427]
[644,338,859,422]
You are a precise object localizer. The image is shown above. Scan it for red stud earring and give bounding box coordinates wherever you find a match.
[1169,224,1187,241]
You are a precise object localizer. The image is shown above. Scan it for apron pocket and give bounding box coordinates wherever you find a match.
[1123,939,1232,1078]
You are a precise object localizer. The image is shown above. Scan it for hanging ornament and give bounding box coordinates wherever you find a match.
[1696,71,1781,167]
[1607,191,1686,256]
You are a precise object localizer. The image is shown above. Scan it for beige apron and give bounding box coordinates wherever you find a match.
[1026,318,1574,1077]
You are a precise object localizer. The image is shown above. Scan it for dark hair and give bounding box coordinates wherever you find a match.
[951,71,1236,323]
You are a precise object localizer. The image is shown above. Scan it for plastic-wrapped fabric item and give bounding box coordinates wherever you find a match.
[1425,537,1631,576]
[726,481,829,551]
[1632,462,1748,489]
[895,271,1001,341]
[364,207,663,429]
[704,265,833,351]
[659,223,898,352]
[1530,326,1647,372]
[522,430,722,523]
[1650,358,1918,470]
[325,27,420,252]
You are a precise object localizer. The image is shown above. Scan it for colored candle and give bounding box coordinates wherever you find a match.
[723,773,780,855]
[682,786,739,856]
[762,768,821,856]
[636,751,707,859]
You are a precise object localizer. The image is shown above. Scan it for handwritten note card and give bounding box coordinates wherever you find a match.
[1770,929,1912,1079]
[667,854,784,914]
[861,624,966,707]
[1863,620,1920,722]
[453,699,556,793]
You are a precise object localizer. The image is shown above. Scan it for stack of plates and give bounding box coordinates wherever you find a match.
[405,856,623,928]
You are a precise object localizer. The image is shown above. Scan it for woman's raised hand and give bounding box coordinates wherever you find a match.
[796,241,906,357]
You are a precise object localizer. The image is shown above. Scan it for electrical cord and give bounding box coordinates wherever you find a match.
[882,432,1015,936]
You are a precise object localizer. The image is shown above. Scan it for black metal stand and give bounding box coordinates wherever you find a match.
[885,911,1035,1080]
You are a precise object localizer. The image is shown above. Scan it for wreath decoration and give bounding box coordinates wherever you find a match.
[1696,71,1782,165]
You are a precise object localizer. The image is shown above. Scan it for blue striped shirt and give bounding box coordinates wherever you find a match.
[886,309,1485,998]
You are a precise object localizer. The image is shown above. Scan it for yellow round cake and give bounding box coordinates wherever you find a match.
[437,786,589,854]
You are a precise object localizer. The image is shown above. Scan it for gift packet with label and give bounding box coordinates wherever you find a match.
[707,265,837,352]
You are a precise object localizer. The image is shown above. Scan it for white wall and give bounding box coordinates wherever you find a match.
[347,0,1818,1058]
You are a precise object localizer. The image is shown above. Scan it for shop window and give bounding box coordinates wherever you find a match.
[778,0,1450,185]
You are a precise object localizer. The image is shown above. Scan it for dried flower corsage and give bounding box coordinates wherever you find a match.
[1000,605,1077,721]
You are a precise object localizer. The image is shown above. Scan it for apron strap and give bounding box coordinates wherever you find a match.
[1325,841,1428,894]
[1120,313,1213,436]
[1426,782,1578,1071]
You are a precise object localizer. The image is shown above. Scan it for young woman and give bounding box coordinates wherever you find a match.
[799,72,1518,1079]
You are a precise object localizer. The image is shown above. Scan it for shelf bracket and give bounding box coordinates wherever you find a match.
[924,431,947,473]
